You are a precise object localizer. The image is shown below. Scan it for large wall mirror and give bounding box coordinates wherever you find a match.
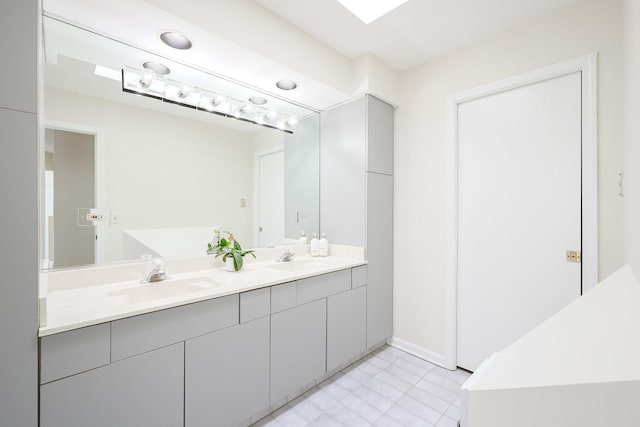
[41,17,320,270]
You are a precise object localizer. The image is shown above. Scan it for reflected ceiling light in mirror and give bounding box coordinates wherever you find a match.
[249,96,268,105]
[122,67,297,133]
[143,61,171,75]
[335,0,408,24]
[276,79,297,90]
[94,65,121,81]
[160,31,193,50]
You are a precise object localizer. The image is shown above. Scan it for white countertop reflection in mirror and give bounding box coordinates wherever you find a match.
[41,16,320,271]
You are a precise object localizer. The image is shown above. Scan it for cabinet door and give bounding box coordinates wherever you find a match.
[185,317,270,427]
[40,343,184,427]
[327,287,367,372]
[366,95,394,175]
[270,299,327,405]
[0,2,36,113]
[367,172,394,347]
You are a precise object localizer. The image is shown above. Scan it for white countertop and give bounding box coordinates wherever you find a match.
[463,265,640,391]
[40,255,366,337]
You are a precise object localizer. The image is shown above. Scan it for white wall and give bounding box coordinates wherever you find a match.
[623,0,640,274]
[45,88,256,262]
[352,53,400,105]
[394,0,624,357]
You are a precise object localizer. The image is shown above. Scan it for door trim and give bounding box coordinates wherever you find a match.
[444,53,598,370]
[45,120,106,264]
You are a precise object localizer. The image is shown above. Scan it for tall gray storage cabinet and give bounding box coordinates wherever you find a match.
[321,95,394,348]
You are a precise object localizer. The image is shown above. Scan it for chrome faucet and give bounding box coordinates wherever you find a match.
[277,249,295,262]
[144,258,167,283]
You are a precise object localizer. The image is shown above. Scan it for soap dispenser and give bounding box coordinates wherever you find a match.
[299,231,308,245]
[319,233,329,257]
[310,233,320,257]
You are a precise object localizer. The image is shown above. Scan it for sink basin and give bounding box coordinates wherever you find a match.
[108,276,221,304]
[268,259,331,273]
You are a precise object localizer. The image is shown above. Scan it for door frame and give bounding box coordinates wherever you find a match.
[45,120,106,264]
[444,53,598,370]
[253,145,285,248]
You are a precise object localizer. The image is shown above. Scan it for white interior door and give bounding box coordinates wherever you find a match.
[457,72,582,371]
[258,150,284,247]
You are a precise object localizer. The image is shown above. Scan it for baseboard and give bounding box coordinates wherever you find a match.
[387,336,448,369]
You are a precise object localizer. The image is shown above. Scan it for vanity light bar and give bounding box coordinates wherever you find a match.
[121,67,296,134]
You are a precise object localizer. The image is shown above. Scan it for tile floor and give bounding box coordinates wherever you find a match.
[252,345,470,427]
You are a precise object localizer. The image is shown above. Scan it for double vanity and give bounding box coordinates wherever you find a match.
[37,5,394,426]
[39,250,378,427]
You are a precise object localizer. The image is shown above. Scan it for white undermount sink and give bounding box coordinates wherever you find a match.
[107,276,221,304]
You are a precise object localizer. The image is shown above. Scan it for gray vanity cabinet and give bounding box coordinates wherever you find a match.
[321,94,394,349]
[367,172,394,346]
[185,316,270,427]
[327,286,367,372]
[40,343,184,427]
[270,298,327,405]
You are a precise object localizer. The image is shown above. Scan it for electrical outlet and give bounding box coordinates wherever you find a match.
[77,208,111,226]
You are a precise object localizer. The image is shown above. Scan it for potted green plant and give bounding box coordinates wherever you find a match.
[207,229,255,271]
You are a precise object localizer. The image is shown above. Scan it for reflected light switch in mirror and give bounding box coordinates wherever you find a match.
[240,198,246,208]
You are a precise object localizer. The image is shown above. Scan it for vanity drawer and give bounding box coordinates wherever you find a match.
[351,265,367,289]
[111,295,239,361]
[271,282,297,314]
[240,287,270,323]
[296,269,351,305]
[40,323,110,384]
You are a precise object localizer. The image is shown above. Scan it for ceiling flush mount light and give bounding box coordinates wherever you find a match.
[143,61,171,75]
[121,66,296,133]
[249,96,268,105]
[160,31,193,50]
[276,79,297,91]
[335,0,408,24]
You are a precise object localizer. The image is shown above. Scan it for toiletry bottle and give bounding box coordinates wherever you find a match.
[299,231,308,245]
[310,233,320,257]
[319,233,329,257]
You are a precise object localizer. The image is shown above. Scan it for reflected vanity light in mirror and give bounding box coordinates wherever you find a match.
[122,67,298,133]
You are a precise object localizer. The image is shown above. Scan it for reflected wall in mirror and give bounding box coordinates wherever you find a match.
[42,17,320,270]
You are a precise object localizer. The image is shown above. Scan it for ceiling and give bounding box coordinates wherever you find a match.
[42,0,586,110]
[255,0,584,71]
